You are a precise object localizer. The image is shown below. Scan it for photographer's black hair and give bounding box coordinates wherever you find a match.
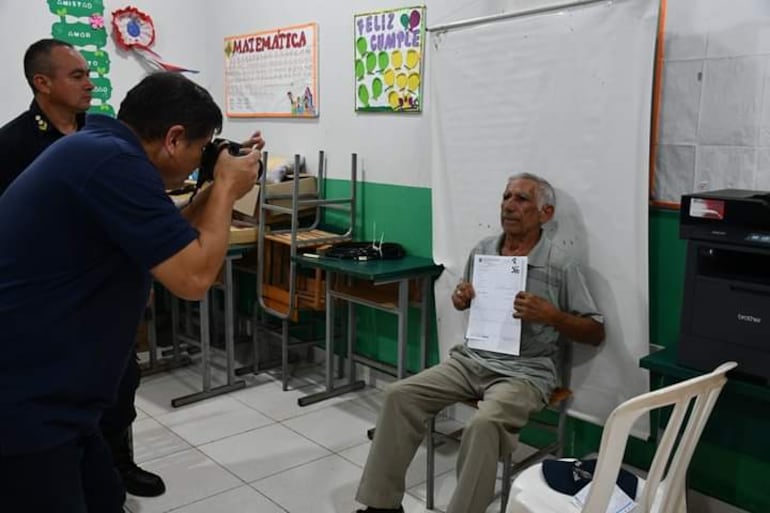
[117,71,223,142]
[23,38,74,93]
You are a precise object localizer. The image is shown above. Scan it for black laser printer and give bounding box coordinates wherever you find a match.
[678,189,770,383]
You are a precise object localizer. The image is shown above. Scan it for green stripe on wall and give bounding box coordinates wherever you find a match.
[323,179,433,258]
[324,179,438,371]
[648,208,687,348]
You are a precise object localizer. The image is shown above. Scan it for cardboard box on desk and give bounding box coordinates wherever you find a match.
[167,184,259,245]
[228,222,258,244]
[233,175,318,225]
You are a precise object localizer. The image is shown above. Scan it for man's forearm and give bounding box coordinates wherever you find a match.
[152,181,236,300]
[180,185,213,225]
[551,311,605,346]
[190,182,236,279]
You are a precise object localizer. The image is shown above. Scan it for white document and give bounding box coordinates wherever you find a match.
[465,255,527,356]
[571,482,637,513]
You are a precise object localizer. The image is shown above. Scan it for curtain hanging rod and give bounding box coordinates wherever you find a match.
[428,0,612,33]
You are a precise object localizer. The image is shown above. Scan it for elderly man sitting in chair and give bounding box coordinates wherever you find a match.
[353,173,605,513]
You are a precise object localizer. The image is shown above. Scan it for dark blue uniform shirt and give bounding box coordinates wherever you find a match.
[0,100,85,197]
[0,114,197,455]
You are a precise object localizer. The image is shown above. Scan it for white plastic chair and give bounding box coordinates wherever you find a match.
[506,361,737,513]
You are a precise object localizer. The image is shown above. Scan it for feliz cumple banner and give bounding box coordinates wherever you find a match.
[354,6,425,113]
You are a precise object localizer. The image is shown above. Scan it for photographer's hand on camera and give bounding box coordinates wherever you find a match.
[212,147,260,201]
[156,145,261,301]
[241,130,265,151]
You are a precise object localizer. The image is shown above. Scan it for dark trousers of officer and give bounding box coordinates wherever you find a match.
[100,355,141,473]
[0,432,126,513]
[0,358,140,512]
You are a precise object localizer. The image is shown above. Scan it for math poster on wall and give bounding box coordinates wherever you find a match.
[224,23,318,118]
[354,6,425,113]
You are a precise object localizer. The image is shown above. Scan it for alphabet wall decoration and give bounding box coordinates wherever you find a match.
[224,23,319,118]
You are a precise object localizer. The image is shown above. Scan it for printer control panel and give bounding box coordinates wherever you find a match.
[744,233,770,245]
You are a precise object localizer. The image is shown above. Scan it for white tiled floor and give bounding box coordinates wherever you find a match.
[127,362,749,513]
[126,363,476,513]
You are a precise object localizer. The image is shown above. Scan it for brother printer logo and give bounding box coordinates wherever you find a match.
[737,313,762,324]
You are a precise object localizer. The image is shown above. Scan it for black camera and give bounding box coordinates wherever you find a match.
[197,138,243,189]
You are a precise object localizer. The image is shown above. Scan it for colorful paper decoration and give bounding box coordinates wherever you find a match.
[354,6,426,113]
[111,6,155,49]
[111,6,198,74]
[47,0,115,116]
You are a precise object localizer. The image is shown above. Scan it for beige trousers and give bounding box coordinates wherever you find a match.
[355,351,544,513]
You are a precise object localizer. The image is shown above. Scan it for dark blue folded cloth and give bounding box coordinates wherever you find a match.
[542,458,638,498]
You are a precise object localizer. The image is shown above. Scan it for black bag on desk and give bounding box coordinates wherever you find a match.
[322,241,405,261]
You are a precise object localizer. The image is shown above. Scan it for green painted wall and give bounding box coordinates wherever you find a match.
[648,209,687,349]
[324,179,439,372]
[323,179,434,259]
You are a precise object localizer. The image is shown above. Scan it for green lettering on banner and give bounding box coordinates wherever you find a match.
[52,21,107,47]
[88,103,115,117]
[90,77,112,101]
[79,49,110,74]
[47,0,104,19]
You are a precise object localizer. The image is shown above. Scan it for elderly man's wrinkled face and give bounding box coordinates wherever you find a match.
[500,178,553,237]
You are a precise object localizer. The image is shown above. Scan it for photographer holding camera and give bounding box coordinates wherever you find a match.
[0,70,260,513]
[0,40,265,505]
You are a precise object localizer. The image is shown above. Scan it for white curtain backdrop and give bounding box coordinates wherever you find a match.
[430,0,659,437]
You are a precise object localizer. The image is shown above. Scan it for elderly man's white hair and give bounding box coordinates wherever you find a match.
[508,172,556,209]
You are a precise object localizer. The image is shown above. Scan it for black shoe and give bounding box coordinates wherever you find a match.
[355,507,404,513]
[104,427,166,497]
[121,463,166,497]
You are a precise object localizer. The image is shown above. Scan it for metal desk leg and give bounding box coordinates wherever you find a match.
[298,270,365,406]
[141,293,191,377]
[420,276,431,371]
[397,279,409,378]
[326,271,336,390]
[148,295,157,369]
[201,291,212,392]
[184,300,193,337]
[224,257,242,388]
[236,301,264,376]
[281,319,290,391]
[171,296,179,354]
[172,256,246,407]
[347,296,356,383]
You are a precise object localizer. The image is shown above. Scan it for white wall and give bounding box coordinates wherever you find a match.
[0,0,552,187]
[0,1,206,128]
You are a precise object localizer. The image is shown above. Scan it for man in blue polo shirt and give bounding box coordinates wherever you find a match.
[0,71,260,512]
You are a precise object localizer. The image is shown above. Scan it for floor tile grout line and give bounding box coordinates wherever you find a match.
[149,413,279,448]
[191,444,259,488]
[277,409,375,455]
[163,483,290,513]
[131,368,388,512]
[247,451,337,485]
